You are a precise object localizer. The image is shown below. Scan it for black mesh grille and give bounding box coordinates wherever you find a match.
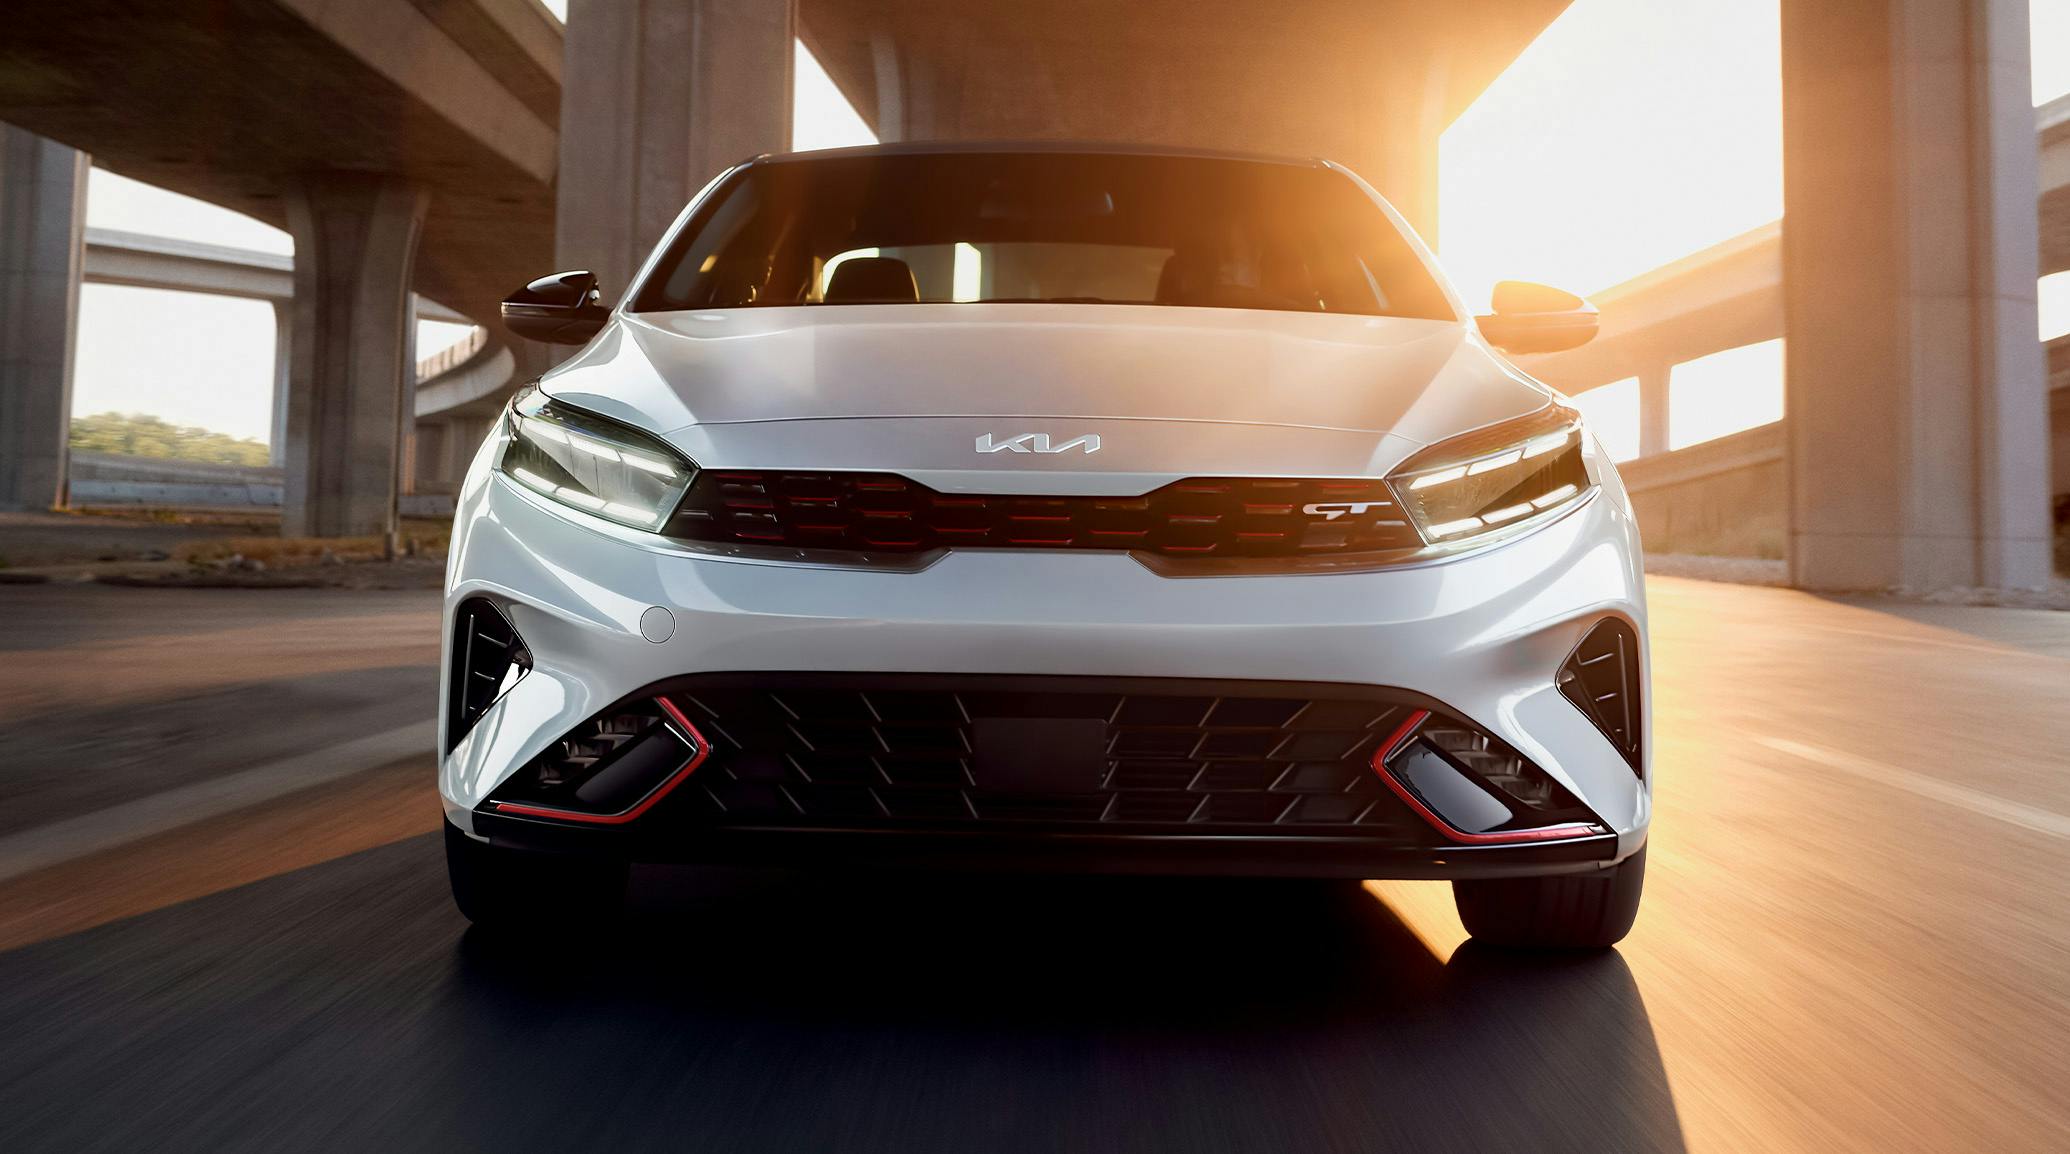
[1558,618,1642,775]
[652,675,1441,840]
[665,471,1423,560]
[447,599,530,752]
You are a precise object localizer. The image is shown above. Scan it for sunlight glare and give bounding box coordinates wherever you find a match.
[1568,377,1643,462]
[1438,0,1782,311]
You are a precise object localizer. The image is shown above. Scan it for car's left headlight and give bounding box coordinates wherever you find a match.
[1387,404,1594,546]
[497,387,697,532]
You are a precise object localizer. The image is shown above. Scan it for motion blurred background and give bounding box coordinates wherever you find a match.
[1,2,2067,1151]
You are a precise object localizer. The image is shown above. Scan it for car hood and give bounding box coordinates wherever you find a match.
[540,304,1553,493]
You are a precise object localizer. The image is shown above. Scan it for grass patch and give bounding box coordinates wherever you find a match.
[175,519,452,568]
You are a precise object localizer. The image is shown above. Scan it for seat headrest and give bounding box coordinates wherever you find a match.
[825,256,920,304]
[1155,250,1217,306]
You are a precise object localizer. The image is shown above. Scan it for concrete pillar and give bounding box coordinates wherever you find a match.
[1637,369,1672,458]
[267,300,292,467]
[281,175,428,539]
[557,0,795,295]
[1781,0,2052,591]
[0,126,87,512]
[397,293,419,504]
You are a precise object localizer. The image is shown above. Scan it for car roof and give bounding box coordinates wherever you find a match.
[747,139,1330,170]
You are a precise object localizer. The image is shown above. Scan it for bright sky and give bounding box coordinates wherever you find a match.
[2036,0,2070,104]
[68,4,2070,451]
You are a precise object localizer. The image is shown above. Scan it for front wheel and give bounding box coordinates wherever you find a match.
[444,820,628,931]
[1452,846,1645,949]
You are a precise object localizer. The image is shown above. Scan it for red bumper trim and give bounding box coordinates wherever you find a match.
[1370,709,1604,845]
[490,696,709,825]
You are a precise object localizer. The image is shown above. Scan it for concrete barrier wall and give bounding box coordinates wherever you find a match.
[67,450,456,517]
[67,451,283,508]
[1616,346,2064,560]
[1617,424,1787,559]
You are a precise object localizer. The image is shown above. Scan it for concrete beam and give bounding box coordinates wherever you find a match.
[82,228,292,300]
[0,126,87,512]
[273,0,557,185]
[1781,0,2052,592]
[797,0,1568,244]
[557,0,796,296]
[281,175,428,539]
[82,228,474,330]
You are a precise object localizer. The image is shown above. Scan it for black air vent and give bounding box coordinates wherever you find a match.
[447,598,531,752]
[1557,618,1642,775]
[486,699,703,817]
[644,674,1446,840]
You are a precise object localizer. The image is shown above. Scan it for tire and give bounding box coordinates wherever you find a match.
[444,820,628,930]
[1452,846,1645,949]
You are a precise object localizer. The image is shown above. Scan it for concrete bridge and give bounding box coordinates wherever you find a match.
[0,0,561,540]
[1516,91,2070,564]
[2,0,2066,593]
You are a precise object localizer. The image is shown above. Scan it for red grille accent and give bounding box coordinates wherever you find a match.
[667,471,1422,558]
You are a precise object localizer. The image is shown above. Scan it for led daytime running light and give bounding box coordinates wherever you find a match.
[498,390,697,533]
[1387,407,1593,545]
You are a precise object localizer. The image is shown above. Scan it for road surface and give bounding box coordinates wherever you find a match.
[0,577,2066,1152]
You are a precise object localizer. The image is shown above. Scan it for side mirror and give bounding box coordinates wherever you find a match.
[1475,280,1599,355]
[501,271,611,345]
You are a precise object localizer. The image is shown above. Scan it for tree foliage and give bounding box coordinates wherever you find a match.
[69,412,271,467]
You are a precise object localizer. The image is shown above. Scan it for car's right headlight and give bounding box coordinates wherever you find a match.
[1386,404,1595,547]
[497,387,697,532]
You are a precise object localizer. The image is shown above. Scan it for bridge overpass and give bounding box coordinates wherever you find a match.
[81,227,480,468]
[0,0,561,539]
[1516,92,2070,565]
[3,0,2067,593]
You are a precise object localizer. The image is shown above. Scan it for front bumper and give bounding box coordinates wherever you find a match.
[441,460,1651,875]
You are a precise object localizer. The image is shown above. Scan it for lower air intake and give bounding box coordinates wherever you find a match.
[486,698,707,823]
[1558,617,1642,775]
[629,674,1458,842]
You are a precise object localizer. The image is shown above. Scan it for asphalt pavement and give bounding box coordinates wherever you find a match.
[0,576,2065,1153]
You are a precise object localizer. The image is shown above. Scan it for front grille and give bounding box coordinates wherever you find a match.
[648,674,1444,841]
[665,471,1424,561]
[447,598,530,752]
[1558,617,1642,775]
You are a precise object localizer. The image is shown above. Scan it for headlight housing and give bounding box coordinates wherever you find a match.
[1387,405,1594,547]
[497,387,697,531]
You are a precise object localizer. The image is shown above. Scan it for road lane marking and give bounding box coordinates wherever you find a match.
[0,720,435,883]
[1752,735,2070,841]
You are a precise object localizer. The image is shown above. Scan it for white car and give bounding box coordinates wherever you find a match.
[442,143,1650,949]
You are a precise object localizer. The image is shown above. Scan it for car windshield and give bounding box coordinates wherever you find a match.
[630,151,1456,319]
